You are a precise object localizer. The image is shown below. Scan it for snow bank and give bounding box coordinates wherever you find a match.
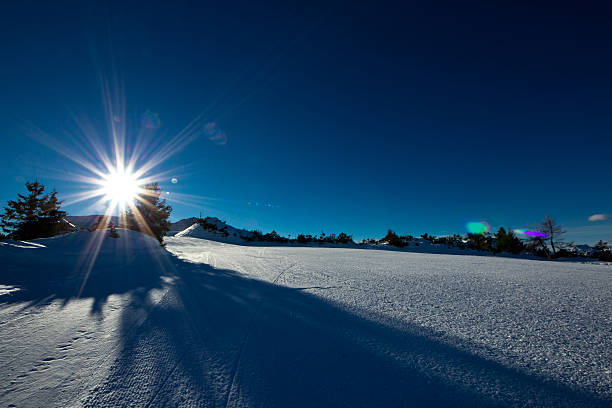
[0,229,169,305]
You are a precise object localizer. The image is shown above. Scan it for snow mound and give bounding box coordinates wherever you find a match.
[174,223,211,238]
[27,228,161,253]
[167,217,200,235]
[0,229,169,302]
[174,222,244,241]
[174,218,255,242]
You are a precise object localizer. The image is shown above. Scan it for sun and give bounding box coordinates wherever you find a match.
[102,170,140,207]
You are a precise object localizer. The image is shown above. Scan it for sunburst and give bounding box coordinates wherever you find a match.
[98,168,142,212]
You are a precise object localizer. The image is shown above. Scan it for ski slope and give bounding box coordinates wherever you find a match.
[0,231,610,407]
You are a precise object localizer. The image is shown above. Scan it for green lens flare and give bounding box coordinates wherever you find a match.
[466,221,488,234]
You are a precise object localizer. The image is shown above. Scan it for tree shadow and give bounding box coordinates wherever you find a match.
[81,250,608,407]
[1,232,609,407]
[0,231,166,315]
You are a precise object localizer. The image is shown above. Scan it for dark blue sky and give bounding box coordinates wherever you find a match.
[1,1,611,243]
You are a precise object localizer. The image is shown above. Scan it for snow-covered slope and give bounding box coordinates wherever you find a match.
[165,238,612,407]
[1,232,611,407]
[174,222,217,238]
[0,230,172,407]
[167,217,199,235]
[173,217,255,242]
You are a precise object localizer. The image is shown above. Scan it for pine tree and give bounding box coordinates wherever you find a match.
[126,182,172,244]
[381,229,405,247]
[506,228,524,254]
[466,232,493,252]
[336,232,353,244]
[594,240,607,252]
[495,227,524,254]
[0,181,67,240]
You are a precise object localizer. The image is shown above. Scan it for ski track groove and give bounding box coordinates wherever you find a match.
[222,260,296,408]
[142,353,185,408]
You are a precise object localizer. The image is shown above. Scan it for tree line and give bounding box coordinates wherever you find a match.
[0,180,172,244]
[200,214,610,261]
[1,180,610,261]
[194,217,355,244]
[376,217,611,261]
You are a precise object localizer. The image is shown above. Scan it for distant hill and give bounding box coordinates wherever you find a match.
[65,215,120,229]
[67,215,222,236]
[170,217,255,241]
[167,217,200,235]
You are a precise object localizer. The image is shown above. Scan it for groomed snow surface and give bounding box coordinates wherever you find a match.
[0,230,610,407]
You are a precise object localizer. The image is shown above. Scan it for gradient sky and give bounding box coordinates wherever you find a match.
[1,1,611,244]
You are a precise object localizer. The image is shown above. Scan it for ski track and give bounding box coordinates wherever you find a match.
[223,260,296,408]
[0,231,611,407]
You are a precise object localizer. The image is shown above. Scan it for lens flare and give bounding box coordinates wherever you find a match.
[18,67,220,301]
[204,122,228,145]
[142,110,161,129]
[514,229,548,238]
[466,221,489,234]
[171,177,178,184]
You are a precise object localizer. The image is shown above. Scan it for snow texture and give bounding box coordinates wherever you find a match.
[0,230,610,407]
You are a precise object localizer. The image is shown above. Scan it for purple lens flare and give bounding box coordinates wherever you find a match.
[514,229,548,238]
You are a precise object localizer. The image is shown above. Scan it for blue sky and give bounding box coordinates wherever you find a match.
[1,1,611,244]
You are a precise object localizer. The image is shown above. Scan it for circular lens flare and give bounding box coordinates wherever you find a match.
[466,221,489,234]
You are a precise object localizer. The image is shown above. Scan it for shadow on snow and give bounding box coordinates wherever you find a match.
[0,231,608,407]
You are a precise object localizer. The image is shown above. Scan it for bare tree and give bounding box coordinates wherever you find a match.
[525,234,549,258]
[537,216,566,256]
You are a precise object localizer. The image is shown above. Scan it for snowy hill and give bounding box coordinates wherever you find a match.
[0,229,167,303]
[1,231,611,407]
[174,218,254,241]
[167,217,199,235]
[175,222,224,239]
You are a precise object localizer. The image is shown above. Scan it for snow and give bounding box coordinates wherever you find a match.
[167,217,200,235]
[1,230,611,407]
[174,222,222,239]
[173,219,256,242]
